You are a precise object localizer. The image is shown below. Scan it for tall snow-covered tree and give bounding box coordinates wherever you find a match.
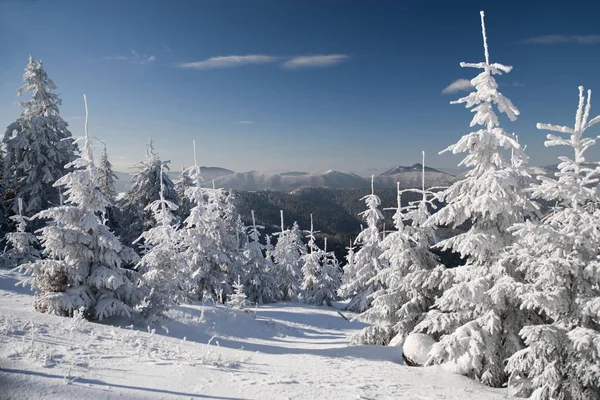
[175,166,193,221]
[272,211,306,301]
[338,176,386,312]
[135,163,187,323]
[97,145,118,203]
[3,56,77,216]
[239,210,278,304]
[300,214,324,304]
[415,12,538,387]
[354,158,444,346]
[505,87,600,399]
[315,237,342,306]
[18,95,140,320]
[117,139,178,249]
[1,198,40,268]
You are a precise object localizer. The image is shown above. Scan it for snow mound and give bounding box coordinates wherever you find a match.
[402,333,436,366]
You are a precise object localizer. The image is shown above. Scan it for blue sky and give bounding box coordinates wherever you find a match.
[1,0,600,174]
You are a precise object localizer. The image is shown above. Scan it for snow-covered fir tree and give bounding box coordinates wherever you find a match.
[175,166,193,221]
[97,145,117,203]
[179,142,241,302]
[300,214,324,304]
[415,12,538,387]
[18,95,140,320]
[117,139,178,249]
[135,163,187,323]
[338,176,386,312]
[1,198,40,268]
[505,86,600,399]
[239,210,278,304]
[3,56,77,217]
[315,237,341,306]
[272,211,306,301]
[354,158,443,346]
[227,276,248,310]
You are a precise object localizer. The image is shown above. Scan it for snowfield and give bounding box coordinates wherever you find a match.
[0,269,508,399]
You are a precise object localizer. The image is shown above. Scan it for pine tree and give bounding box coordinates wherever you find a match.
[97,145,117,202]
[175,166,193,221]
[316,237,342,306]
[272,211,306,301]
[354,157,443,346]
[227,276,248,310]
[415,12,538,387]
[338,176,386,312]
[300,214,323,304]
[18,95,140,320]
[239,210,278,304]
[135,163,187,323]
[505,86,600,399]
[4,56,77,217]
[117,139,178,249]
[1,198,40,268]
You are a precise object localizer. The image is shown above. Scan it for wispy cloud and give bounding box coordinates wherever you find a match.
[237,120,255,124]
[178,53,350,70]
[105,50,156,65]
[520,35,600,45]
[442,79,473,94]
[178,55,279,70]
[281,54,349,69]
[161,43,171,53]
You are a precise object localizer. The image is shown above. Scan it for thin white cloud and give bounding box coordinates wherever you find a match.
[237,120,255,124]
[521,35,600,44]
[162,43,171,52]
[281,54,349,69]
[178,55,279,70]
[442,79,473,94]
[105,50,156,65]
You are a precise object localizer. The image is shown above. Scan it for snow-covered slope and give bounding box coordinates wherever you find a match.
[0,269,508,399]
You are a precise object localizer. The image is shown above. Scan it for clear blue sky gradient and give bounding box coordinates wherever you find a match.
[1,0,600,174]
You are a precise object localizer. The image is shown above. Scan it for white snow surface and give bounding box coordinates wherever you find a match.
[402,333,437,366]
[0,269,508,399]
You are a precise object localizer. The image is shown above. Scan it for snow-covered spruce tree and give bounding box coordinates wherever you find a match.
[227,276,248,310]
[415,12,538,387]
[239,210,278,304]
[18,95,140,320]
[98,145,117,203]
[175,166,193,221]
[3,56,77,217]
[354,158,444,346]
[135,163,187,323]
[338,176,386,312]
[505,87,600,399]
[117,139,178,249]
[300,214,325,304]
[1,198,40,268]
[272,211,306,301]
[315,237,342,306]
[180,143,240,302]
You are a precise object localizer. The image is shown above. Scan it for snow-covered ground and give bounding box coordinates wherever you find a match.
[0,269,508,399]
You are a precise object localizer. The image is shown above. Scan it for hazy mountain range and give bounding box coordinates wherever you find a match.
[114,163,457,193]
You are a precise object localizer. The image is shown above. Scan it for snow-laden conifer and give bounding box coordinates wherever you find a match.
[354,156,443,346]
[2,198,40,268]
[315,237,341,306]
[505,86,600,399]
[135,163,187,322]
[97,145,117,202]
[300,214,324,304]
[175,166,193,221]
[415,12,538,387]
[338,176,386,312]
[117,140,178,249]
[3,56,77,216]
[18,95,140,320]
[272,211,306,301]
[239,210,278,304]
[227,276,248,310]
